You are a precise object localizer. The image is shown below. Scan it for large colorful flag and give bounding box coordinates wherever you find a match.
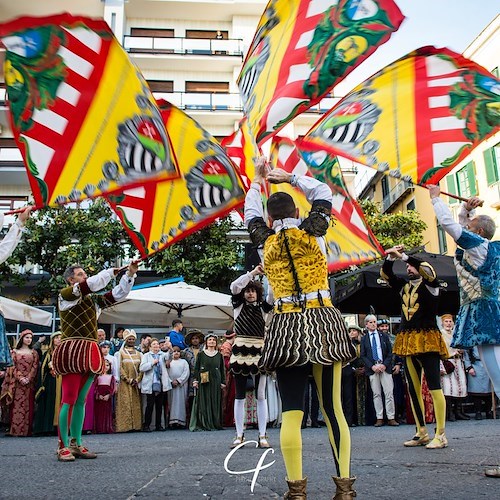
[0,14,180,207]
[238,0,404,145]
[106,101,246,258]
[221,119,262,191]
[270,136,385,272]
[301,46,500,185]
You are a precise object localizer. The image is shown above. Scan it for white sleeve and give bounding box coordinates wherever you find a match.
[458,203,475,228]
[230,271,254,294]
[244,182,265,227]
[0,222,23,265]
[86,268,115,292]
[296,175,333,205]
[111,272,136,302]
[431,197,463,241]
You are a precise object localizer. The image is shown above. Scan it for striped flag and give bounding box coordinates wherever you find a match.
[270,136,384,271]
[0,14,180,207]
[106,101,246,258]
[238,0,404,145]
[301,46,500,185]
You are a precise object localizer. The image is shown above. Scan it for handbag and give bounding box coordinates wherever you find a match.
[200,371,210,384]
[443,359,455,374]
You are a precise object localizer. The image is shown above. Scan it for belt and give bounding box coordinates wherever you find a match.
[276,289,331,304]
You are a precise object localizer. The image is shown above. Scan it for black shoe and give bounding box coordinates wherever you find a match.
[485,411,494,419]
[155,426,165,432]
[475,412,483,420]
[456,412,470,421]
[318,421,327,427]
[142,426,152,432]
[310,421,321,428]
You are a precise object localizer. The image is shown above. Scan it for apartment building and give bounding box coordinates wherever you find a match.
[0,0,339,228]
[357,14,500,253]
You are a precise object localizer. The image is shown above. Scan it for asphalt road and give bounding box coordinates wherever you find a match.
[0,420,498,499]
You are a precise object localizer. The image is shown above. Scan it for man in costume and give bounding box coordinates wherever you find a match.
[245,161,356,499]
[381,246,449,449]
[52,261,138,461]
[229,264,273,449]
[429,185,499,477]
[0,207,31,371]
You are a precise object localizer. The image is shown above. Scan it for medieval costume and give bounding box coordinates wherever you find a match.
[34,332,62,435]
[245,171,356,497]
[94,373,115,434]
[189,336,225,431]
[381,252,448,449]
[115,330,143,433]
[53,266,136,460]
[0,330,38,436]
[220,331,236,427]
[167,354,190,427]
[229,270,273,448]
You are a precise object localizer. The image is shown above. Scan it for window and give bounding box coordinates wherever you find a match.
[185,81,229,93]
[483,143,499,185]
[130,28,174,38]
[147,80,174,93]
[437,223,448,254]
[185,30,228,39]
[381,176,389,198]
[406,199,416,211]
[446,161,477,202]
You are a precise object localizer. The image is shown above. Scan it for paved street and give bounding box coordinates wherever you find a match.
[0,420,498,499]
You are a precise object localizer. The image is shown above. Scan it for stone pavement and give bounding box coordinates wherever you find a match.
[0,420,498,499]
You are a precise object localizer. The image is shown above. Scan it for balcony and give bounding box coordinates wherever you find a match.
[123,35,244,58]
[381,179,414,213]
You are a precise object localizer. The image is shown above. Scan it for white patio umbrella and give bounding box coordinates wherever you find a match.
[1,296,53,327]
[98,281,233,330]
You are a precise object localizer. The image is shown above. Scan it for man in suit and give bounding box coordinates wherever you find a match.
[361,314,399,427]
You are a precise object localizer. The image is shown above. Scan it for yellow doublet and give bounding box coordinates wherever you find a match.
[264,227,332,313]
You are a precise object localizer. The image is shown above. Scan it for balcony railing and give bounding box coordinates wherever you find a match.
[124,36,244,57]
[381,179,414,212]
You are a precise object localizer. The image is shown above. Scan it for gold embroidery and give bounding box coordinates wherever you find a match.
[402,283,420,320]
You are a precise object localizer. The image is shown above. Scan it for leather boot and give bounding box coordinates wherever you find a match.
[455,403,470,420]
[332,476,356,499]
[447,400,456,421]
[284,477,307,499]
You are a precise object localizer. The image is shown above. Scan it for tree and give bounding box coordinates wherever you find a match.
[359,199,427,250]
[10,199,136,304]
[148,216,244,292]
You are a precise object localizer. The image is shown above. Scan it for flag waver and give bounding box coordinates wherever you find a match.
[107,101,246,258]
[302,46,500,185]
[0,14,180,207]
[238,0,404,145]
[270,137,384,272]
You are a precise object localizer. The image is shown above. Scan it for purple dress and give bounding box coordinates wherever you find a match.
[94,375,115,434]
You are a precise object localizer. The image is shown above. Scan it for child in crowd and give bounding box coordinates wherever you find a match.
[94,359,116,434]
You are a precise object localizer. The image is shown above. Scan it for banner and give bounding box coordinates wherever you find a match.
[238,0,404,145]
[302,46,500,185]
[0,14,180,207]
[107,101,246,258]
[270,137,384,272]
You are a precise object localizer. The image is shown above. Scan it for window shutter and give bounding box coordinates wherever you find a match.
[483,147,499,185]
[446,174,458,204]
[465,161,477,196]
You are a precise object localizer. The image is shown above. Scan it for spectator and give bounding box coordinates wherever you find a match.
[347,325,368,426]
[0,329,38,436]
[167,346,190,429]
[183,329,205,420]
[169,320,187,350]
[97,328,106,344]
[220,330,236,428]
[99,341,119,384]
[139,334,152,354]
[140,338,172,432]
[464,347,494,420]
[115,329,143,432]
[189,333,225,431]
[110,327,124,355]
[34,331,62,436]
[360,315,398,427]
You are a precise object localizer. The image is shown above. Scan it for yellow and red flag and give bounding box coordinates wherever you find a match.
[301,46,500,185]
[0,14,180,207]
[238,0,404,145]
[106,101,246,258]
[270,137,384,272]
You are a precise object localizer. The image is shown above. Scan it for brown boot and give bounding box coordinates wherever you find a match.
[284,477,307,499]
[332,476,356,499]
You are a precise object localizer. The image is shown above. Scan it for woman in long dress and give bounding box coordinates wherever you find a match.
[94,359,116,434]
[0,329,39,436]
[115,329,143,432]
[33,332,62,435]
[189,334,225,431]
[167,347,190,428]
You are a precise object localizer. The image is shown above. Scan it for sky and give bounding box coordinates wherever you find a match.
[335,0,499,96]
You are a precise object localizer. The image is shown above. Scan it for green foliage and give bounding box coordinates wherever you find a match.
[148,216,244,293]
[10,199,135,304]
[359,199,427,250]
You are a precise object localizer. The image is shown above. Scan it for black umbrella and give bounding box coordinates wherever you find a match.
[332,251,459,316]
